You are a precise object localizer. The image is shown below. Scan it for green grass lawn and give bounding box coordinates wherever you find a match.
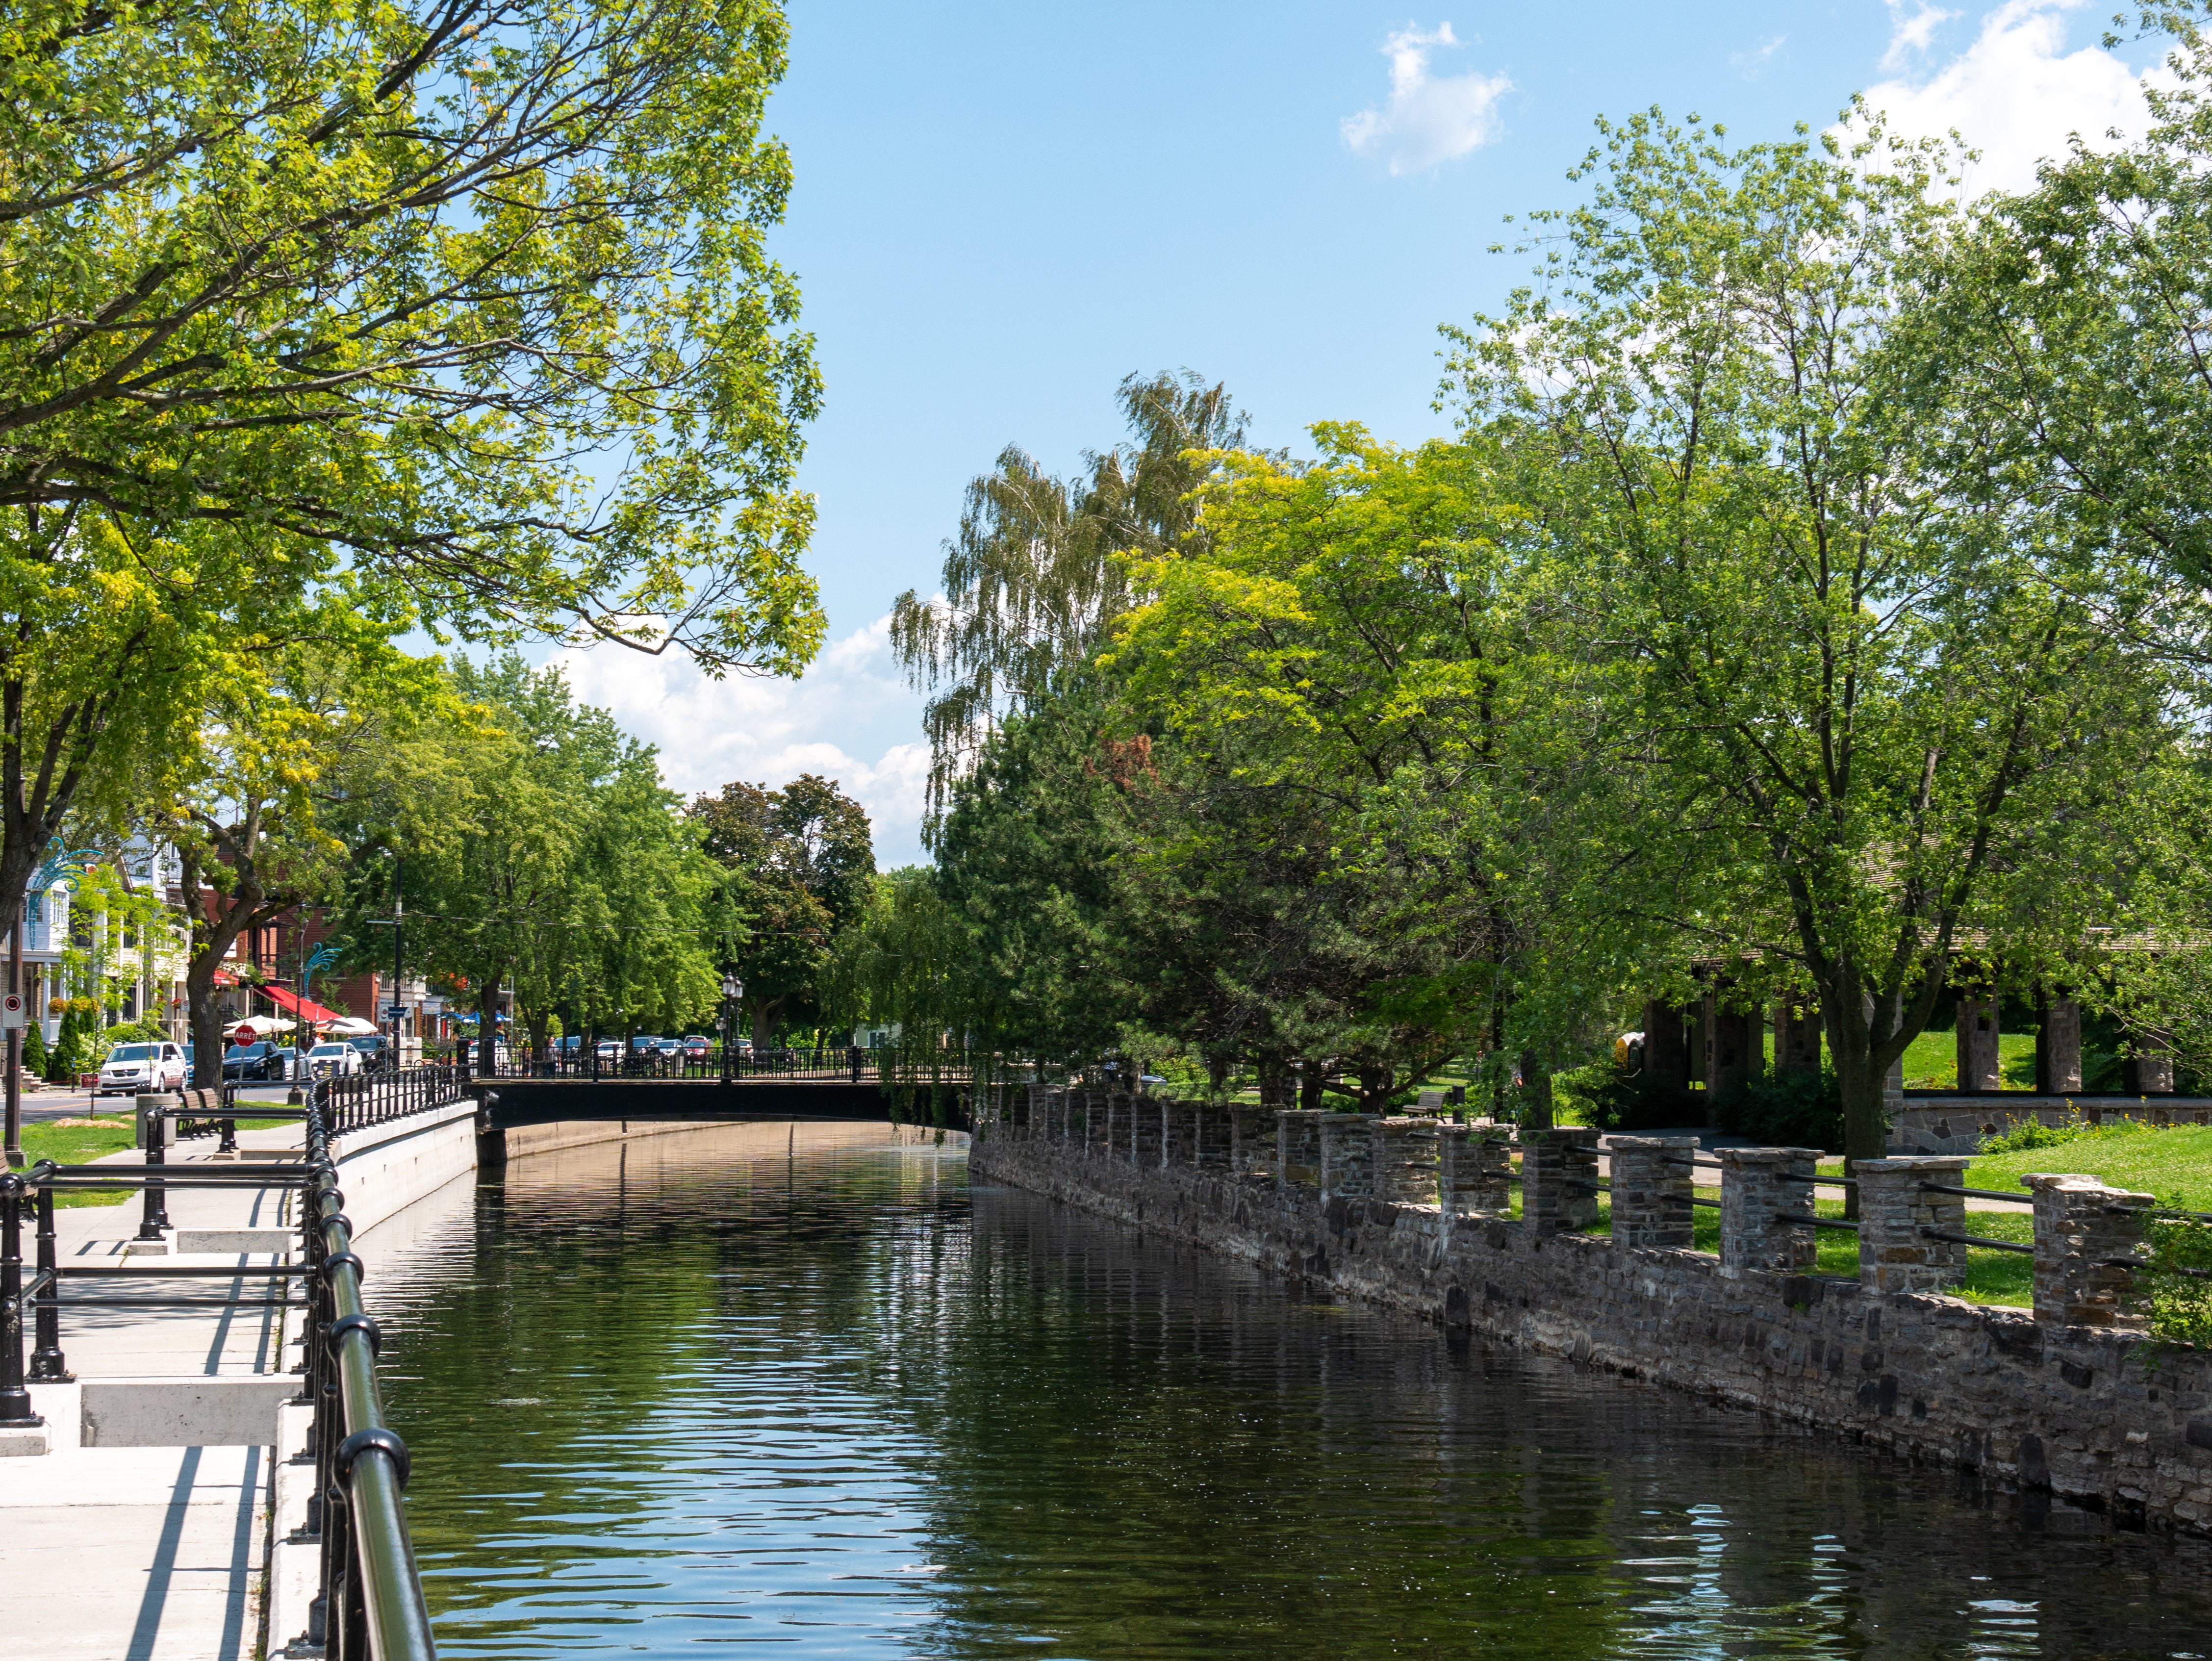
[1964,1123,2212,1211]
[21,1113,139,1205]
[1899,1029,2039,1091]
[1664,1184,2034,1305]
[17,1112,298,1207]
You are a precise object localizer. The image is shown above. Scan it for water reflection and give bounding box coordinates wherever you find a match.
[361,1124,2212,1658]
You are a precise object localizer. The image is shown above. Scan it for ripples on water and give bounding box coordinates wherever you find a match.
[362,1124,2212,1659]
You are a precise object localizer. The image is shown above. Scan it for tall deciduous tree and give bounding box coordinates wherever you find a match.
[1,0,825,668]
[1442,110,2192,1163]
[691,774,873,1046]
[890,371,1246,817]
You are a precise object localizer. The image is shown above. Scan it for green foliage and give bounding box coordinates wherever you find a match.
[891,372,1247,818]
[1576,1068,1696,1134]
[22,1021,48,1078]
[0,0,825,672]
[2145,1218,2212,1349]
[378,653,727,1052]
[1715,1071,1847,1155]
[691,774,874,1046]
[1973,1111,2155,1155]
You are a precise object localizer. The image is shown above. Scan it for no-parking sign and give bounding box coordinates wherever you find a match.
[0,992,25,1029]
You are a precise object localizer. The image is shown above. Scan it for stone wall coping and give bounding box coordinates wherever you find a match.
[1854,1155,1973,1172]
[1715,1146,1823,1163]
[2022,1171,2157,1204]
[1523,1125,1600,1143]
[1609,1135,1700,1149]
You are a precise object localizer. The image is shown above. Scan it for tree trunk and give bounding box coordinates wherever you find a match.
[186,957,231,1090]
[752,999,776,1051]
[1518,1050,1554,1129]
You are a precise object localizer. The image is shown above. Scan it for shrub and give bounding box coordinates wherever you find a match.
[1977,1113,2152,1155]
[20,1021,46,1076]
[2144,1216,2212,1349]
[1716,1068,1846,1153]
[1978,1115,2089,1154]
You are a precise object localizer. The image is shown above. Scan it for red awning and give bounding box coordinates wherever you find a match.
[263,984,346,1024]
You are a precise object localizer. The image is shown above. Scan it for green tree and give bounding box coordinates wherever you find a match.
[1,0,825,670]
[691,774,873,1047]
[890,371,1246,818]
[1441,109,2194,1163]
[394,654,722,1058]
[164,633,445,1084]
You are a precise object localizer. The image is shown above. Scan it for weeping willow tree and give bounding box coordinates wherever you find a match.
[822,867,1006,1124]
[889,370,1248,822]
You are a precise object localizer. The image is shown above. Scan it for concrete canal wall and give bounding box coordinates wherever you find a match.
[972,1098,2212,1538]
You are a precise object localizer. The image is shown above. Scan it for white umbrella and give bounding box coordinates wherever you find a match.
[322,1016,378,1036]
[226,1016,294,1038]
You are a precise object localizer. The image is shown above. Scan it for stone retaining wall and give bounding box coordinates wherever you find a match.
[1891,1095,2212,1154]
[972,1108,2212,1536]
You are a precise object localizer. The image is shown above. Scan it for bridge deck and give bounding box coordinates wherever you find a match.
[473,1077,973,1131]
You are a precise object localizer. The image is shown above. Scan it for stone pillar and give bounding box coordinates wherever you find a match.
[2125,1031,2177,1096]
[1010,1089,1032,1139]
[1703,993,1760,1100]
[1643,998,1694,1090]
[1229,1103,1271,1176]
[1107,1092,1132,1162]
[1277,1108,1324,1188]
[1608,1136,1697,1250]
[1855,1155,1971,1294]
[1375,1118,1440,1205]
[1440,1127,1513,1218]
[1772,1000,1821,1076]
[1955,990,2000,1093]
[1718,1147,1819,1274]
[2026,1173,2154,1327]
[1194,1102,1232,1170]
[1318,1113,1377,1202]
[1157,1097,1182,1165]
[1084,1091,1109,1159]
[1046,1089,1066,1144]
[1132,1094,1163,1165]
[2034,991,2083,1094]
[1521,1126,1600,1236]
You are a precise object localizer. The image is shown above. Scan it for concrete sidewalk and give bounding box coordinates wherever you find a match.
[2,1123,311,1659]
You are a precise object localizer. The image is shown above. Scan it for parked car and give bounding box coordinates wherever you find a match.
[344,1033,392,1072]
[680,1034,712,1060]
[222,1040,288,1083]
[306,1042,364,1078]
[595,1038,622,1061]
[98,1041,187,1097]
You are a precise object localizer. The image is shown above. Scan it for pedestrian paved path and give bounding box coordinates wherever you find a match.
[2,1123,310,1659]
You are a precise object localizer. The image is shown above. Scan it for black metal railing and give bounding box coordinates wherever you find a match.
[0,1080,449,1659]
[462,1044,967,1086]
[322,1062,469,1133]
[299,1090,435,1658]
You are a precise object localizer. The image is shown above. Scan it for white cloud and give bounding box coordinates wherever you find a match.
[1862,0,2167,196]
[1732,34,1789,79]
[1341,23,1513,176]
[548,612,935,869]
[1881,1,1957,71]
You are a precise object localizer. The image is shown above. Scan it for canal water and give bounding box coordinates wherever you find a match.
[367,1124,2212,1659]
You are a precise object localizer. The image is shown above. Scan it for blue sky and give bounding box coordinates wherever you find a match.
[547,0,2175,867]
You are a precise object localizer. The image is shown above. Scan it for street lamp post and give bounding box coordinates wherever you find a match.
[720,975,742,1085]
